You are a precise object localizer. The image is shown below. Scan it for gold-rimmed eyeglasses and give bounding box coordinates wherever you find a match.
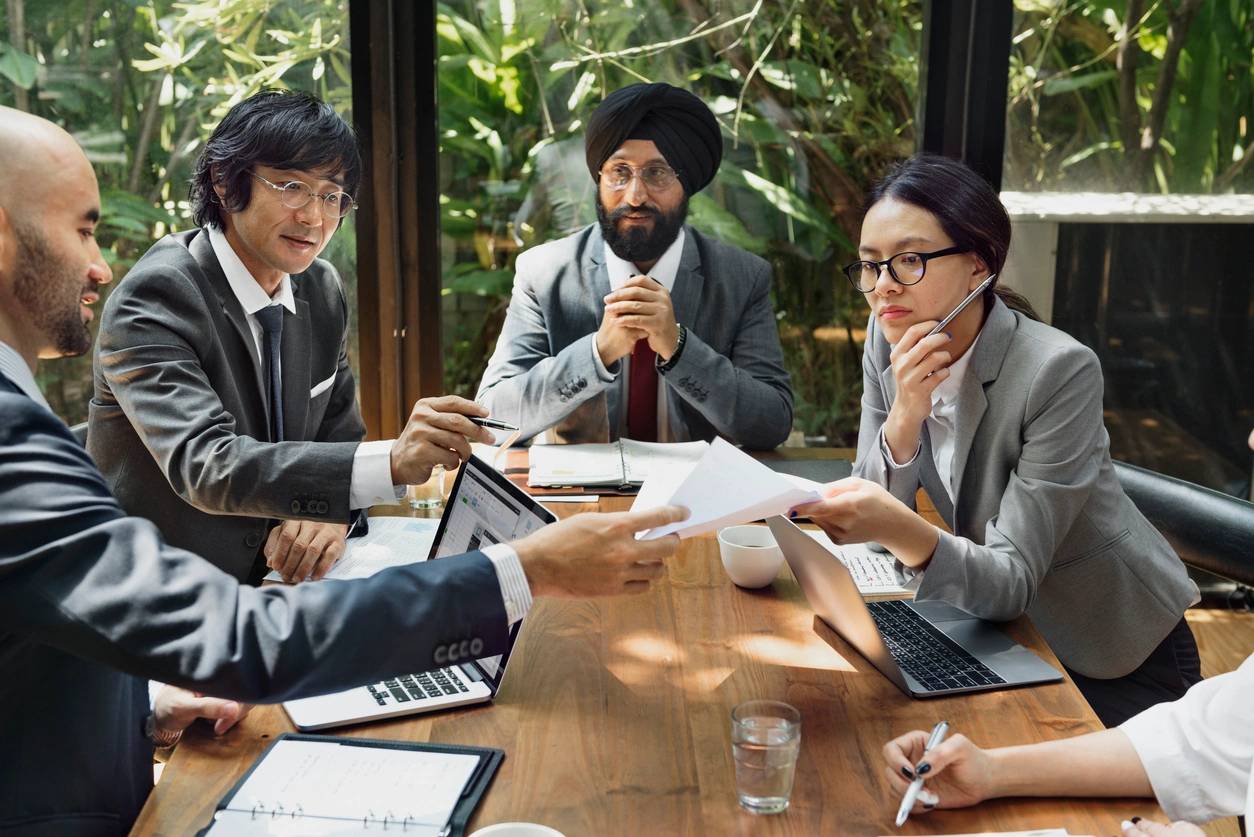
[598,162,682,192]
[251,172,356,219]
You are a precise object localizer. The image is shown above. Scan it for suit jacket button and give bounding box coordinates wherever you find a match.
[290,500,301,514]
[244,532,262,549]
[315,500,329,514]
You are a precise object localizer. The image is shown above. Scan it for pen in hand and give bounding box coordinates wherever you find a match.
[895,720,948,827]
[468,416,519,432]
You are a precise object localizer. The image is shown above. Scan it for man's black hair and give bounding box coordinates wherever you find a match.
[190,90,361,229]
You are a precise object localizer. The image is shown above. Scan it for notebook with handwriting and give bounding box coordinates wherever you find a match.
[199,733,502,836]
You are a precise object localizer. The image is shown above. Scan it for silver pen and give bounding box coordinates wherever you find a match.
[926,274,997,337]
[895,720,949,827]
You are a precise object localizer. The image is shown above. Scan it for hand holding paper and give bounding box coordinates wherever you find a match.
[632,439,831,540]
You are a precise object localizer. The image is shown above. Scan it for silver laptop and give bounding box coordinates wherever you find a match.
[283,454,557,730]
[767,516,1062,698]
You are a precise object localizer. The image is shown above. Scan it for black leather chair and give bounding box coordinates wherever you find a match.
[1114,460,1254,588]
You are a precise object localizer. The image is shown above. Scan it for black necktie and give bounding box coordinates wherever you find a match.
[254,305,284,442]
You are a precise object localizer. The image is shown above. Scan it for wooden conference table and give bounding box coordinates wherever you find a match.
[133,449,1160,836]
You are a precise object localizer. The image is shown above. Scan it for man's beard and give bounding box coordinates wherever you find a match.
[596,194,688,265]
[11,223,95,358]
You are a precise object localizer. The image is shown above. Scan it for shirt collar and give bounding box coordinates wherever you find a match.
[0,339,50,410]
[603,227,686,292]
[932,331,981,410]
[207,225,296,316]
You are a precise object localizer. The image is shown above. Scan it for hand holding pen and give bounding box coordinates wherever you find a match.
[882,722,996,824]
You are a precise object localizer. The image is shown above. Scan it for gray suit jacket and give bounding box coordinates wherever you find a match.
[0,377,507,835]
[89,229,365,581]
[476,224,793,448]
[855,298,1198,679]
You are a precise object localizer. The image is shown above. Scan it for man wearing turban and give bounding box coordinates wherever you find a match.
[477,82,794,448]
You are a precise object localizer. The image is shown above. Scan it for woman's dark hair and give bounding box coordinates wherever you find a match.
[190,90,361,229]
[865,153,1040,321]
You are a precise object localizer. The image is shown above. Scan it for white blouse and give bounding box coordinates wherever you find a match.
[1120,652,1254,823]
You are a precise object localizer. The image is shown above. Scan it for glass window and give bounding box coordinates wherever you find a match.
[1,0,357,425]
[1003,2,1253,497]
[436,1,923,445]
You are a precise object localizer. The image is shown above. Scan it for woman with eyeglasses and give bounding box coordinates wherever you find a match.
[792,154,1200,726]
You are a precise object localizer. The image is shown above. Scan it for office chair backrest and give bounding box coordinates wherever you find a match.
[1113,460,1254,587]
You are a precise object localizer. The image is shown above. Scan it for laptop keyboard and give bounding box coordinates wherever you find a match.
[866,600,1007,692]
[366,667,471,706]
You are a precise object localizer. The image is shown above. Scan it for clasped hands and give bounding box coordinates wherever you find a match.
[596,274,680,368]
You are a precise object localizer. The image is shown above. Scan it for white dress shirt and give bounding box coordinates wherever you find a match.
[879,332,982,504]
[1121,652,1254,823]
[589,227,686,442]
[207,228,532,625]
[0,340,48,410]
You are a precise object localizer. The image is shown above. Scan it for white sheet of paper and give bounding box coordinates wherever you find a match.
[262,517,439,582]
[634,438,824,540]
[802,530,911,595]
[528,442,625,486]
[207,739,478,835]
[620,439,709,483]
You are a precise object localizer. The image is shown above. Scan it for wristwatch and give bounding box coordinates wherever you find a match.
[657,323,688,373]
[144,713,184,749]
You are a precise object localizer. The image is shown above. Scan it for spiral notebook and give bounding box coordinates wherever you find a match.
[199,733,503,836]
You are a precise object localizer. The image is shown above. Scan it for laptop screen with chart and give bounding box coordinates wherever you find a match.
[283,455,556,730]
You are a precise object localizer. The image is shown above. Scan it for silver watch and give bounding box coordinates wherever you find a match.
[144,713,184,749]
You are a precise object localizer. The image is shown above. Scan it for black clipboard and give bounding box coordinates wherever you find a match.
[197,732,504,836]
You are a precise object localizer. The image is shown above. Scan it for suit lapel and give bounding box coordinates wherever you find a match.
[280,295,312,441]
[187,231,268,414]
[949,298,1016,516]
[583,229,616,440]
[668,228,705,333]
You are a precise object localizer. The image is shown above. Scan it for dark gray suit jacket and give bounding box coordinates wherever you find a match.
[0,374,507,836]
[855,298,1198,678]
[89,229,365,580]
[476,224,793,448]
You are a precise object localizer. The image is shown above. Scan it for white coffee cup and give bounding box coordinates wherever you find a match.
[469,824,566,837]
[717,525,785,588]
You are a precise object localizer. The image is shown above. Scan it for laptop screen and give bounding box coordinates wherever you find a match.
[426,454,556,688]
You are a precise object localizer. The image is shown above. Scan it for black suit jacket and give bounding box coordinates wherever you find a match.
[0,373,508,835]
[89,229,367,580]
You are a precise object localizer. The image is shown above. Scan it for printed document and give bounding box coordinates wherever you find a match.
[263,517,438,583]
[528,439,708,488]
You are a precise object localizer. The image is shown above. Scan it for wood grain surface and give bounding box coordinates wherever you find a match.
[132,472,1171,836]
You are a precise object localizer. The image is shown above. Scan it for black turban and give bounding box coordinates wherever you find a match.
[584,82,723,195]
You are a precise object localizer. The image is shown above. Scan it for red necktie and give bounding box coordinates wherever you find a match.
[627,338,658,441]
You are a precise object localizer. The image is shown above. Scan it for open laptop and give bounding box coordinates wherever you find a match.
[767,516,1062,698]
[283,454,557,730]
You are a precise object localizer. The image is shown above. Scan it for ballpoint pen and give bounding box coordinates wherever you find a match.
[468,416,519,432]
[895,719,949,827]
[926,274,997,337]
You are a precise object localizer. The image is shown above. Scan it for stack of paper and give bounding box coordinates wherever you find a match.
[263,517,439,583]
[529,439,708,489]
[633,438,831,540]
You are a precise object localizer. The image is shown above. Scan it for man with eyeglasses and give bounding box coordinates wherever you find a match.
[89,90,496,586]
[477,82,793,447]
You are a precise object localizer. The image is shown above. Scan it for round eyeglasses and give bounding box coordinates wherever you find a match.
[251,172,357,219]
[598,163,682,192]
[842,246,968,293]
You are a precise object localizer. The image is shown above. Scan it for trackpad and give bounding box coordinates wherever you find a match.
[909,599,978,623]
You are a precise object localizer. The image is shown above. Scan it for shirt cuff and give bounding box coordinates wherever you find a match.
[482,543,533,626]
[349,439,406,508]
[590,337,619,382]
[879,426,921,469]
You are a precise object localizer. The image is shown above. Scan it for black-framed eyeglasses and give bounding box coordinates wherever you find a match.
[252,172,357,219]
[597,162,682,192]
[842,246,968,292]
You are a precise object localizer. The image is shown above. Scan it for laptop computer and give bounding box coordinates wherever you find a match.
[283,454,557,730]
[766,516,1062,698]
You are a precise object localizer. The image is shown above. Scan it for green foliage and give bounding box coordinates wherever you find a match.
[1006,0,1254,193]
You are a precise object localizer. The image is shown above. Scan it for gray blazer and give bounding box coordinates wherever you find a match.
[476,224,793,448]
[0,378,507,834]
[89,229,364,581]
[855,298,1198,679]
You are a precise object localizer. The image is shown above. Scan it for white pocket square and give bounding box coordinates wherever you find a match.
[309,373,336,398]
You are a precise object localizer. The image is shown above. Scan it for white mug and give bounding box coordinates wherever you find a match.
[717,525,785,588]
[469,824,566,837]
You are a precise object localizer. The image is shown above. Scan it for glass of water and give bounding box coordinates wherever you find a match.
[730,700,801,814]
